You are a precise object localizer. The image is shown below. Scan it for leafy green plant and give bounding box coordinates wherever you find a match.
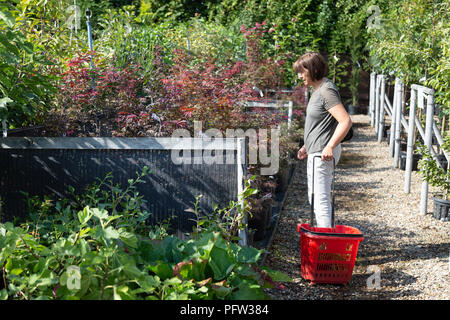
[327,53,349,90]
[367,0,448,107]
[137,0,208,25]
[187,177,259,242]
[346,10,366,106]
[0,4,55,129]
[424,5,450,114]
[0,168,290,300]
[417,137,450,200]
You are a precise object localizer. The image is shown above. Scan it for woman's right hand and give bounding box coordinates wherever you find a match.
[297,145,307,160]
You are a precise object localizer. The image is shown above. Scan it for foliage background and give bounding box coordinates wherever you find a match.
[2,0,448,126]
[1,0,449,301]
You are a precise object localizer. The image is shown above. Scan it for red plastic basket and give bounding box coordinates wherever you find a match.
[297,223,364,285]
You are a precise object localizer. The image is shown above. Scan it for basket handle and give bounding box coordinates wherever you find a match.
[311,155,336,228]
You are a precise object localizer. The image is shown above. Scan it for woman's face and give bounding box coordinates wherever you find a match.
[298,69,312,86]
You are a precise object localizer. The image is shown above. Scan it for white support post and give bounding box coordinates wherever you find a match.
[404,87,417,194]
[389,80,399,157]
[377,75,386,142]
[288,101,293,129]
[370,72,376,126]
[375,75,382,136]
[394,79,403,168]
[432,122,450,166]
[384,94,393,117]
[237,137,248,246]
[420,88,435,215]
[2,119,6,138]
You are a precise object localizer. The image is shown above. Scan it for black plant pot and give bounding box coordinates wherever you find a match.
[275,167,290,193]
[247,229,255,247]
[417,135,439,146]
[347,105,359,115]
[248,199,272,241]
[432,196,450,222]
[359,105,369,115]
[436,154,448,171]
[265,204,273,232]
[383,125,391,139]
[399,151,421,171]
[346,104,368,115]
[401,141,407,152]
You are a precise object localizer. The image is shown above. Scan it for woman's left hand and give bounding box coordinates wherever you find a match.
[321,145,334,161]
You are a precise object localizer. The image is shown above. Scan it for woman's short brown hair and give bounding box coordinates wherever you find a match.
[293,52,327,82]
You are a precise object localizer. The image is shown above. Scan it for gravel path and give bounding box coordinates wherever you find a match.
[264,114,450,300]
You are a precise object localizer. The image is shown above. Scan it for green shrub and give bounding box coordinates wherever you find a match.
[417,137,450,201]
[0,4,55,129]
[0,168,289,300]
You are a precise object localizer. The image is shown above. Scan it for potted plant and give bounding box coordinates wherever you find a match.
[345,12,365,115]
[347,66,361,115]
[417,137,450,221]
[0,10,54,137]
[246,173,276,242]
[276,119,302,193]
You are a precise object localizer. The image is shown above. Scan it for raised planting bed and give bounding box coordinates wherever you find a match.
[0,137,247,236]
[253,161,298,264]
[242,100,294,128]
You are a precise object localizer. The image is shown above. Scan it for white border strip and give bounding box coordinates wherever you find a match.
[0,137,244,150]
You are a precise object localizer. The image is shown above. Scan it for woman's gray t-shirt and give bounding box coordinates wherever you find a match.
[304,78,342,154]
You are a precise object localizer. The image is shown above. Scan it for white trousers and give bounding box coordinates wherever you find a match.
[307,144,342,228]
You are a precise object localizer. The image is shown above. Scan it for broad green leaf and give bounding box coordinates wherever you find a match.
[230,280,266,300]
[173,260,193,280]
[191,258,208,281]
[36,272,58,288]
[160,236,183,262]
[197,286,208,293]
[236,246,263,264]
[59,272,69,286]
[165,291,188,300]
[0,289,8,300]
[209,246,235,280]
[28,274,39,286]
[0,9,15,28]
[147,261,173,280]
[262,268,292,282]
[114,285,135,300]
[76,272,91,297]
[103,226,120,240]
[91,207,109,221]
[122,262,143,279]
[77,206,92,225]
[164,277,182,286]
[78,228,91,238]
[0,34,19,56]
[9,268,23,276]
[94,226,120,245]
[136,275,160,293]
[211,281,232,299]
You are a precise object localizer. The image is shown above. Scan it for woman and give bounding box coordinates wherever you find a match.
[294,52,352,228]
